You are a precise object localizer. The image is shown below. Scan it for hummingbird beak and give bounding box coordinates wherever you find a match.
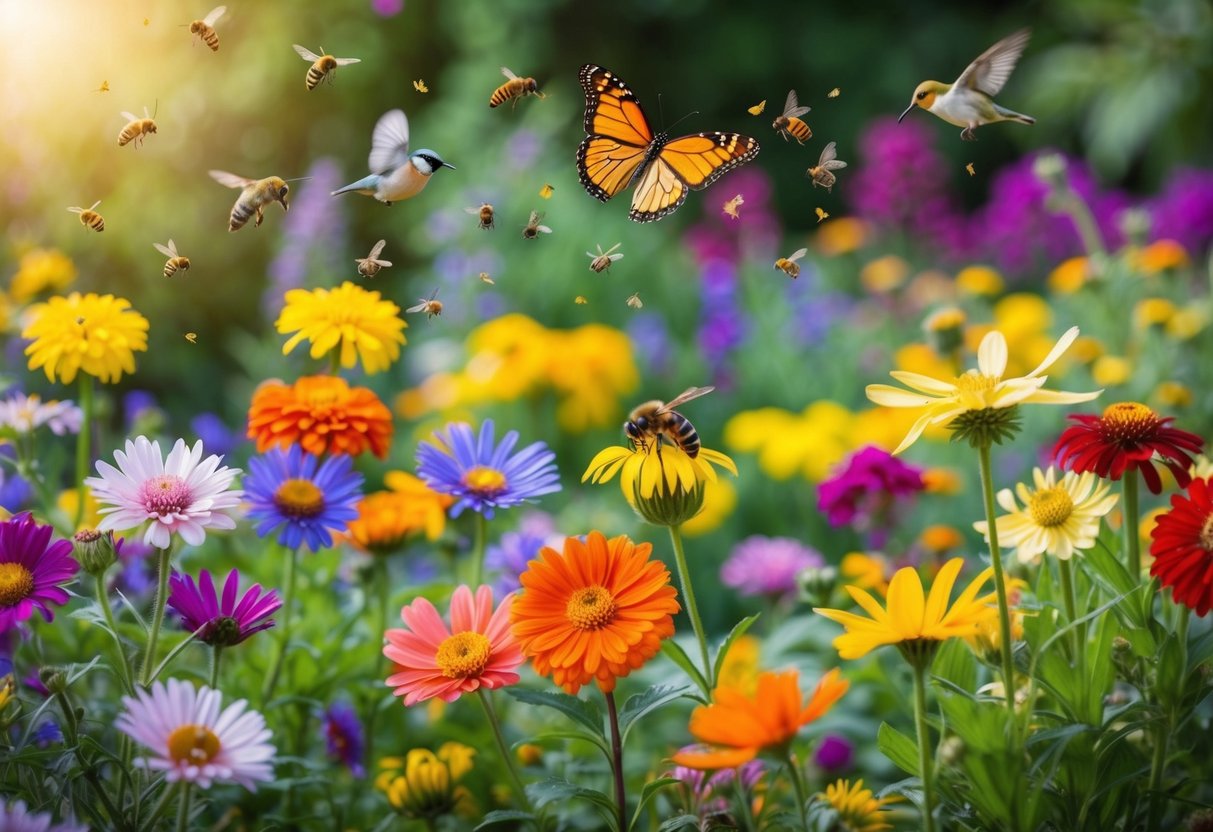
[898,102,916,123]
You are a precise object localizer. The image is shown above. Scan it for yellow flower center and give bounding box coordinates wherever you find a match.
[462,466,508,496]
[435,632,492,678]
[924,307,966,332]
[1029,486,1074,527]
[0,562,35,606]
[166,724,221,767]
[1201,513,1213,552]
[1099,402,1159,443]
[273,478,325,518]
[955,371,997,394]
[565,585,617,630]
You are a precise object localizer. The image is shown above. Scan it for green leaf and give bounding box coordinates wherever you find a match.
[526,777,619,830]
[876,722,919,776]
[658,816,701,832]
[629,776,680,831]
[1155,633,1185,708]
[711,613,760,687]
[659,640,709,697]
[931,637,976,693]
[475,810,537,829]
[618,684,692,747]
[528,729,611,762]
[506,688,605,738]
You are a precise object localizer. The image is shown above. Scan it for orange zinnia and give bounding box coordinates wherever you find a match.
[672,669,849,770]
[346,471,455,553]
[511,531,679,694]
[247,374,393,459]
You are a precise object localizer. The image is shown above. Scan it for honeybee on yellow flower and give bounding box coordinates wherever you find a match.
[68,201,105,232]
[774,247,808,279]
[406,290,443,319]
[624,386,715,458]
[153,239,190,277]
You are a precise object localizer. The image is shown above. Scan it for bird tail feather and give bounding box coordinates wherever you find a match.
[994,104,1035,125]
[331,175,379,196]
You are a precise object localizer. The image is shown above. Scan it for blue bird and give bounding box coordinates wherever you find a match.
[331,109,454,204]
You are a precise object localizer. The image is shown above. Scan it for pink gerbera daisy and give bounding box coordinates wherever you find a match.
[116,679,275,790]
[84,436,243,549]
[384,584,522,706]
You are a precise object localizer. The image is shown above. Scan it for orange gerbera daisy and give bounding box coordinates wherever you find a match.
[247,374,393,459]
[510,531,679,694]
[672,669,849,770]
[345,472,455,553]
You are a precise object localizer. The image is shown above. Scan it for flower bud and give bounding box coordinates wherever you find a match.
[73,528,116,576]
[922,306,967,356]
[39,666,67,695]
[632,479,705,528]
[797,565,838,607]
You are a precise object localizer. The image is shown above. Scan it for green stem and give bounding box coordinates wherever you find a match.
[606,690,626,831]
[95,572,135,694]
[209,645,223,688]
[1123,473,1141,580]
[1058,558,1084,671]
[139,546,172,687]
[668,524,711,690]
[175,782,192,832]
[785,754,810,831]
[74,374,94,530]
[262,546,299,704]
[55,688,126,828]
[977,444,1018,723]
[1146,714,1172,831]
[470,512,487,588]
[477,689,533,813]
[328,350,341,375]
[912,663,938,832]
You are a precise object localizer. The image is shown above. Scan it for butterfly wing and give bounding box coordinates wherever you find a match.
[576,65,653,202]
[629,132,759,223]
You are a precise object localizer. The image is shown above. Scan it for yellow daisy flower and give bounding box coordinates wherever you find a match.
[818,779,899,832]
[954,265,1004,296]
[22,292,149,384]
[582,441,736,527]
[866,326,1100,453]
[813,558,997,661]
[9,248,77,302]
[376,742,475,819]
[973,466,1118,564]
[276,281,406,374]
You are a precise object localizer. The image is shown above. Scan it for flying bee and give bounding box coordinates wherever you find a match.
[772,89,812,143]
[806,141,847,192]
[774,247,808,279]
[626,292,643,309]
[406,289,443,319]
[722,194,744,219]
[68,201,104,232]
[118,103,157,147]
[208,170,292,232]
[153,239,191,277]
[355,239,392,277]
[489,67,544,108]
[187,5,226,51]
[522,210,551,239]
[465,203,495,229]
[587,242,623,273]
[624,386,715,459]
[292,45,361,90]
[479,272,495,285]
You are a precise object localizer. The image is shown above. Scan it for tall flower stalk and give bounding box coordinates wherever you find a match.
[73,376,93,530]
[977,444,1018,720]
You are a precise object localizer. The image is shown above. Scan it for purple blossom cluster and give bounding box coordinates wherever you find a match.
[817,446,926,548]
[264,157,348,318]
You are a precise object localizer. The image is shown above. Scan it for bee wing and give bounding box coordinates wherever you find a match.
[203,5,226,24]
[333,57,361,66]
[406,302,428,313]
[817,142,838,165]
[528,210,541,223]
[609,253,624,262]
[957,28,1030,97]
[88,200,101,210]
[121,111,140,122]
[67,206,83,214]
[821,160,848,171]
[537,225,552,234]
[371,259,392,267]
[367,239,386,259]
[604,242,622,255]
[780,89,810,118]
[465,206,483,215]
[500,67,519,80]
[153,241,175,257]
[209,170,254,189]
[657,386,715,413]
[368,108,410,174]
[787,247,808,263]
[292,44,321,62]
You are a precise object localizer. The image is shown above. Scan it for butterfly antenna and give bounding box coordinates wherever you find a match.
[665,110,700,132]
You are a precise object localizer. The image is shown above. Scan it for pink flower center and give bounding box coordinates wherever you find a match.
[166,723,221,766]
[273,478,325,519]
[435,631,491,678]
[140,475,193,517]
[462,466,508,496]
[0,562,34,606]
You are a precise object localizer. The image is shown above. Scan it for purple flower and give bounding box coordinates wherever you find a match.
[114,536,155,598]
[0,448,33,513]
[371,0,404,15]
[33,719,63,748]
[813,734,854,773]
[669,749,764,817]
[0,513,78,634]
[190,413,240,459]
[322,701,365,776]
[817,446,925,548]
[166,569,281,646]
[244,445,363,552]
[720,536,823,599]
[1148,168,1213,256]
[264,158,348,318]
[484,512,562,595]
[123,390,161,432]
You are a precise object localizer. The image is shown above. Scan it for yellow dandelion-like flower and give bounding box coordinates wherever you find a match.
[277,281,406,374]
[583,441,736,527]
[818,779,899,832]
[1153,381,1192,409]
[9,248,77,302]
[839,552,891,596]
[1134,298,1176,329]
[866,326,1100,454]
[954,265,1004,297]
[1166,307,1207,340]
[22,292,149,384]
[974,466,1120,564]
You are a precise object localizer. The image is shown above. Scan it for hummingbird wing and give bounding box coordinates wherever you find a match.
[368,109,410,174]
[956,28,1031,97]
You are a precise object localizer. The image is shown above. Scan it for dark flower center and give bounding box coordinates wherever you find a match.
[1098,402,1160,444]
[0,562,35,606]
[203,615,243,646]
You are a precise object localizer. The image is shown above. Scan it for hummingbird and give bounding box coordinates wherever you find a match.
[899,29,1035,141]
[332,109,454,204]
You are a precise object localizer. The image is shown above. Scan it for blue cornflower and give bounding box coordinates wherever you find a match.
[415,420,560,519]
[322,701,365,777]
[244,445,363,551]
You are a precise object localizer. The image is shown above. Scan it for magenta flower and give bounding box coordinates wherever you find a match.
[813,733,855,773]
[817,446,925,547]
[167,569,281,646]
[0,513,79,634]
[720,536,822,599]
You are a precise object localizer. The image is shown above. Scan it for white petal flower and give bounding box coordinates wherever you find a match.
[0,797,89,832]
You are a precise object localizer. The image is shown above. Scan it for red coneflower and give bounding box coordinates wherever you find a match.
[1149,477,1213,615]
[1054,402,1204,494]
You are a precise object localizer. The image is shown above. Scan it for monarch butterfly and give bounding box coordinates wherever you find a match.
[575,64,760,223]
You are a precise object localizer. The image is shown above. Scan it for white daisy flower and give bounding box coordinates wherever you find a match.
[0,392,83,436]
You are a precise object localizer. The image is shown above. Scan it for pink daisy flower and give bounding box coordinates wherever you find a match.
[0,513,79,634]
[116,678,275,790]
[84,436,243,549]
[384,584,523,706]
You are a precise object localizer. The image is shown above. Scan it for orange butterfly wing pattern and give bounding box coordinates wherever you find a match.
[576,64,760,223]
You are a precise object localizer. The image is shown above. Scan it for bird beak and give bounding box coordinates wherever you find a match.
[441,161,456,171]
[898,102,916,123]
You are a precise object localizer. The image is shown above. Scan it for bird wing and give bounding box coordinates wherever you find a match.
[956,28,1031,97]
[368,109,410,174]
[208,170,253,189]
[293,44,321,62]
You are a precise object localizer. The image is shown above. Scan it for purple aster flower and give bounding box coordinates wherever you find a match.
[813,733,854,773]
[817,446,925,548]
[484,512,562,595]
[322,701,365,776]
[0,797,88,832]
[0,513,78,634]
[669,749,764,817]
[415,420,561,519]
[113,535,155,597]
[123,390,161,432]
[626,312,673,377]
[721,536,823,599]
[244,445,363,552]
[191,413,240,459]
[1148,168,1213,255]
[167,568,281,646]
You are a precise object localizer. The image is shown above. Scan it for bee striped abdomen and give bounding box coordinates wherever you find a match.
[785,117,812,143]
[80,212,104,232]
[665,413,702,458]
[164,257,190,278]
[203,30,219,50]
[305,64,326,90]
[229,200,253,231]
[118,126,137,146]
